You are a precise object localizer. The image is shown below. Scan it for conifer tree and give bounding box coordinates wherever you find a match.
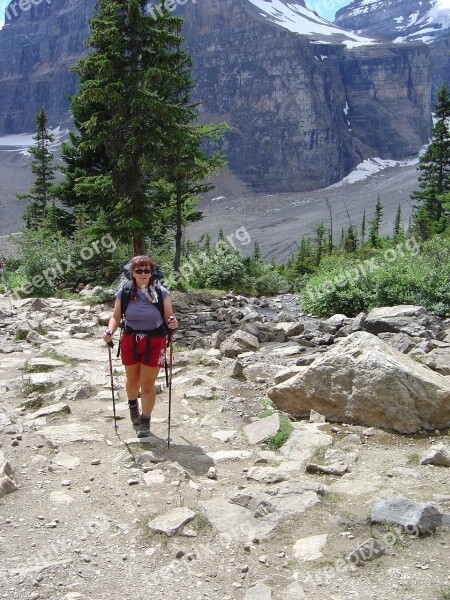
[369,196,383,246]
[56,0,226,259]
[411,81,450,236]
[361,209,366,243]
[314,223,325,266]
[343,224,358,253]
[18,108,56,228]
[393,204,403,239]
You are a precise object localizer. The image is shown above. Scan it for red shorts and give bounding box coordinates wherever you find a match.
[120,334,166,367]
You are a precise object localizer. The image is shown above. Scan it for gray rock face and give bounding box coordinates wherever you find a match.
[335,0,450,98]
[268,331,450,433]
[0,0,431,194]
[371,496,442,535]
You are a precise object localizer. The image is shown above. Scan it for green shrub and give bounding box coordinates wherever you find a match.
[299,234,450,317]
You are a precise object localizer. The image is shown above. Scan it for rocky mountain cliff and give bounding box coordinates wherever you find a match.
[335,0,450,97]
[0,0,432,192]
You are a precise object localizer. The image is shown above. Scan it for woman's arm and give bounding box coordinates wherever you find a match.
[103,298,122,342]
[163,295,178,330]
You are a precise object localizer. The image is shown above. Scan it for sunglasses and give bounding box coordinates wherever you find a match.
[133,268,152,274]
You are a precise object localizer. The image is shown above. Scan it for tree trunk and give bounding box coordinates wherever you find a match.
[173,183,183,274]
[133,235,146,256]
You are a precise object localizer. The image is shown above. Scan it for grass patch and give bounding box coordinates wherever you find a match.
[267,416,293,450]
[439,586,450,600]
[43,349,76,365]
[323,491,344,504]
[14,330,28,341]
[258,397,276,418]
[172,342,189,353]
[21,361,53,374]
[18,397,42,410]
[406,451,420,465]
[311,445,328,464]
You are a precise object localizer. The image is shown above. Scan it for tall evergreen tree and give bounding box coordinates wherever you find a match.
[55,0,226,258]
[369,195,383,246]
[393,204,403,239]
[18,108,56,228]
[411,81,450,237]
[361,209,366,244]
[314,223,325,266]
[343,224,358,253]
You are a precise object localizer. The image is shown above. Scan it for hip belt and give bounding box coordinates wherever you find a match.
[119,324,166,362]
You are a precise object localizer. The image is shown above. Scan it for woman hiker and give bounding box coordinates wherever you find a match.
[103,255,178,437]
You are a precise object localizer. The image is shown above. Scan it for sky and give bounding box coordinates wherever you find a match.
[0,0,353,29]
[304,0,353,22]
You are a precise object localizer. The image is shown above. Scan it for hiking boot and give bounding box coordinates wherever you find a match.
[137,414,151,438]
[129,401,140,427]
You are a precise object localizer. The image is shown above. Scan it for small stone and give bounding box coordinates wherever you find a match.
[45,522,57,528]
[12,439,19,447]
[90,459,101,466]
[258,555,266,564]
[207,466,217,480]
[83,487,90,494]
[128,479,139,486]
[240,564,249,572]
[175,549,185,559]
[61,480,71,487]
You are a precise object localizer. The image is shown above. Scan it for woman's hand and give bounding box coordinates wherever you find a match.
[167,316,178,330]
[103,328,113,344]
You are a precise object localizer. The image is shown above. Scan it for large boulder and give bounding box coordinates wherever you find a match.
[267,331,450,434]
[363,305,445,340]
[219,330,259,357]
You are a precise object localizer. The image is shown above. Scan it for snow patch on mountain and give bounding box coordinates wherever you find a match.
[393,0,450,43]
[246,0,376,46]
[328,156,419,187]
[0,127,67,155]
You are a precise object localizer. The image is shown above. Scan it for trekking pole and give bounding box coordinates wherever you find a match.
[107,341,118,433]
[167,330,174,449]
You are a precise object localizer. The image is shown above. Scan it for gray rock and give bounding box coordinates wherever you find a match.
[246,467,287,484]
[37,423,105,445]
[351,312,366,331]
[0,475,18,497]
[377,332,416,354]
[244,413,280,445]
[244,583,272,600]
[51,452,81,470]
[200,498,277,541]
[268,331,450,434]
[26,402,71,421]
[231,360,245,379]
[292,534,328,561]
[364,305,445,340]
[61,381,92,401]
[0,461,12,477]
[420,444,450,467]
[148,507,196,536]
[371,496,442,534]
[347,538,385,566]
[273,366,307,384]
[220,331,260,358]
[306,462,348,476]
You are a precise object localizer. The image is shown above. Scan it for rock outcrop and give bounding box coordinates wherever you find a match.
[335,0,450,98]
[267,331,450,433]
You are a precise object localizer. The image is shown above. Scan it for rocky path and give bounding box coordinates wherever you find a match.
[0,293,449,600]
